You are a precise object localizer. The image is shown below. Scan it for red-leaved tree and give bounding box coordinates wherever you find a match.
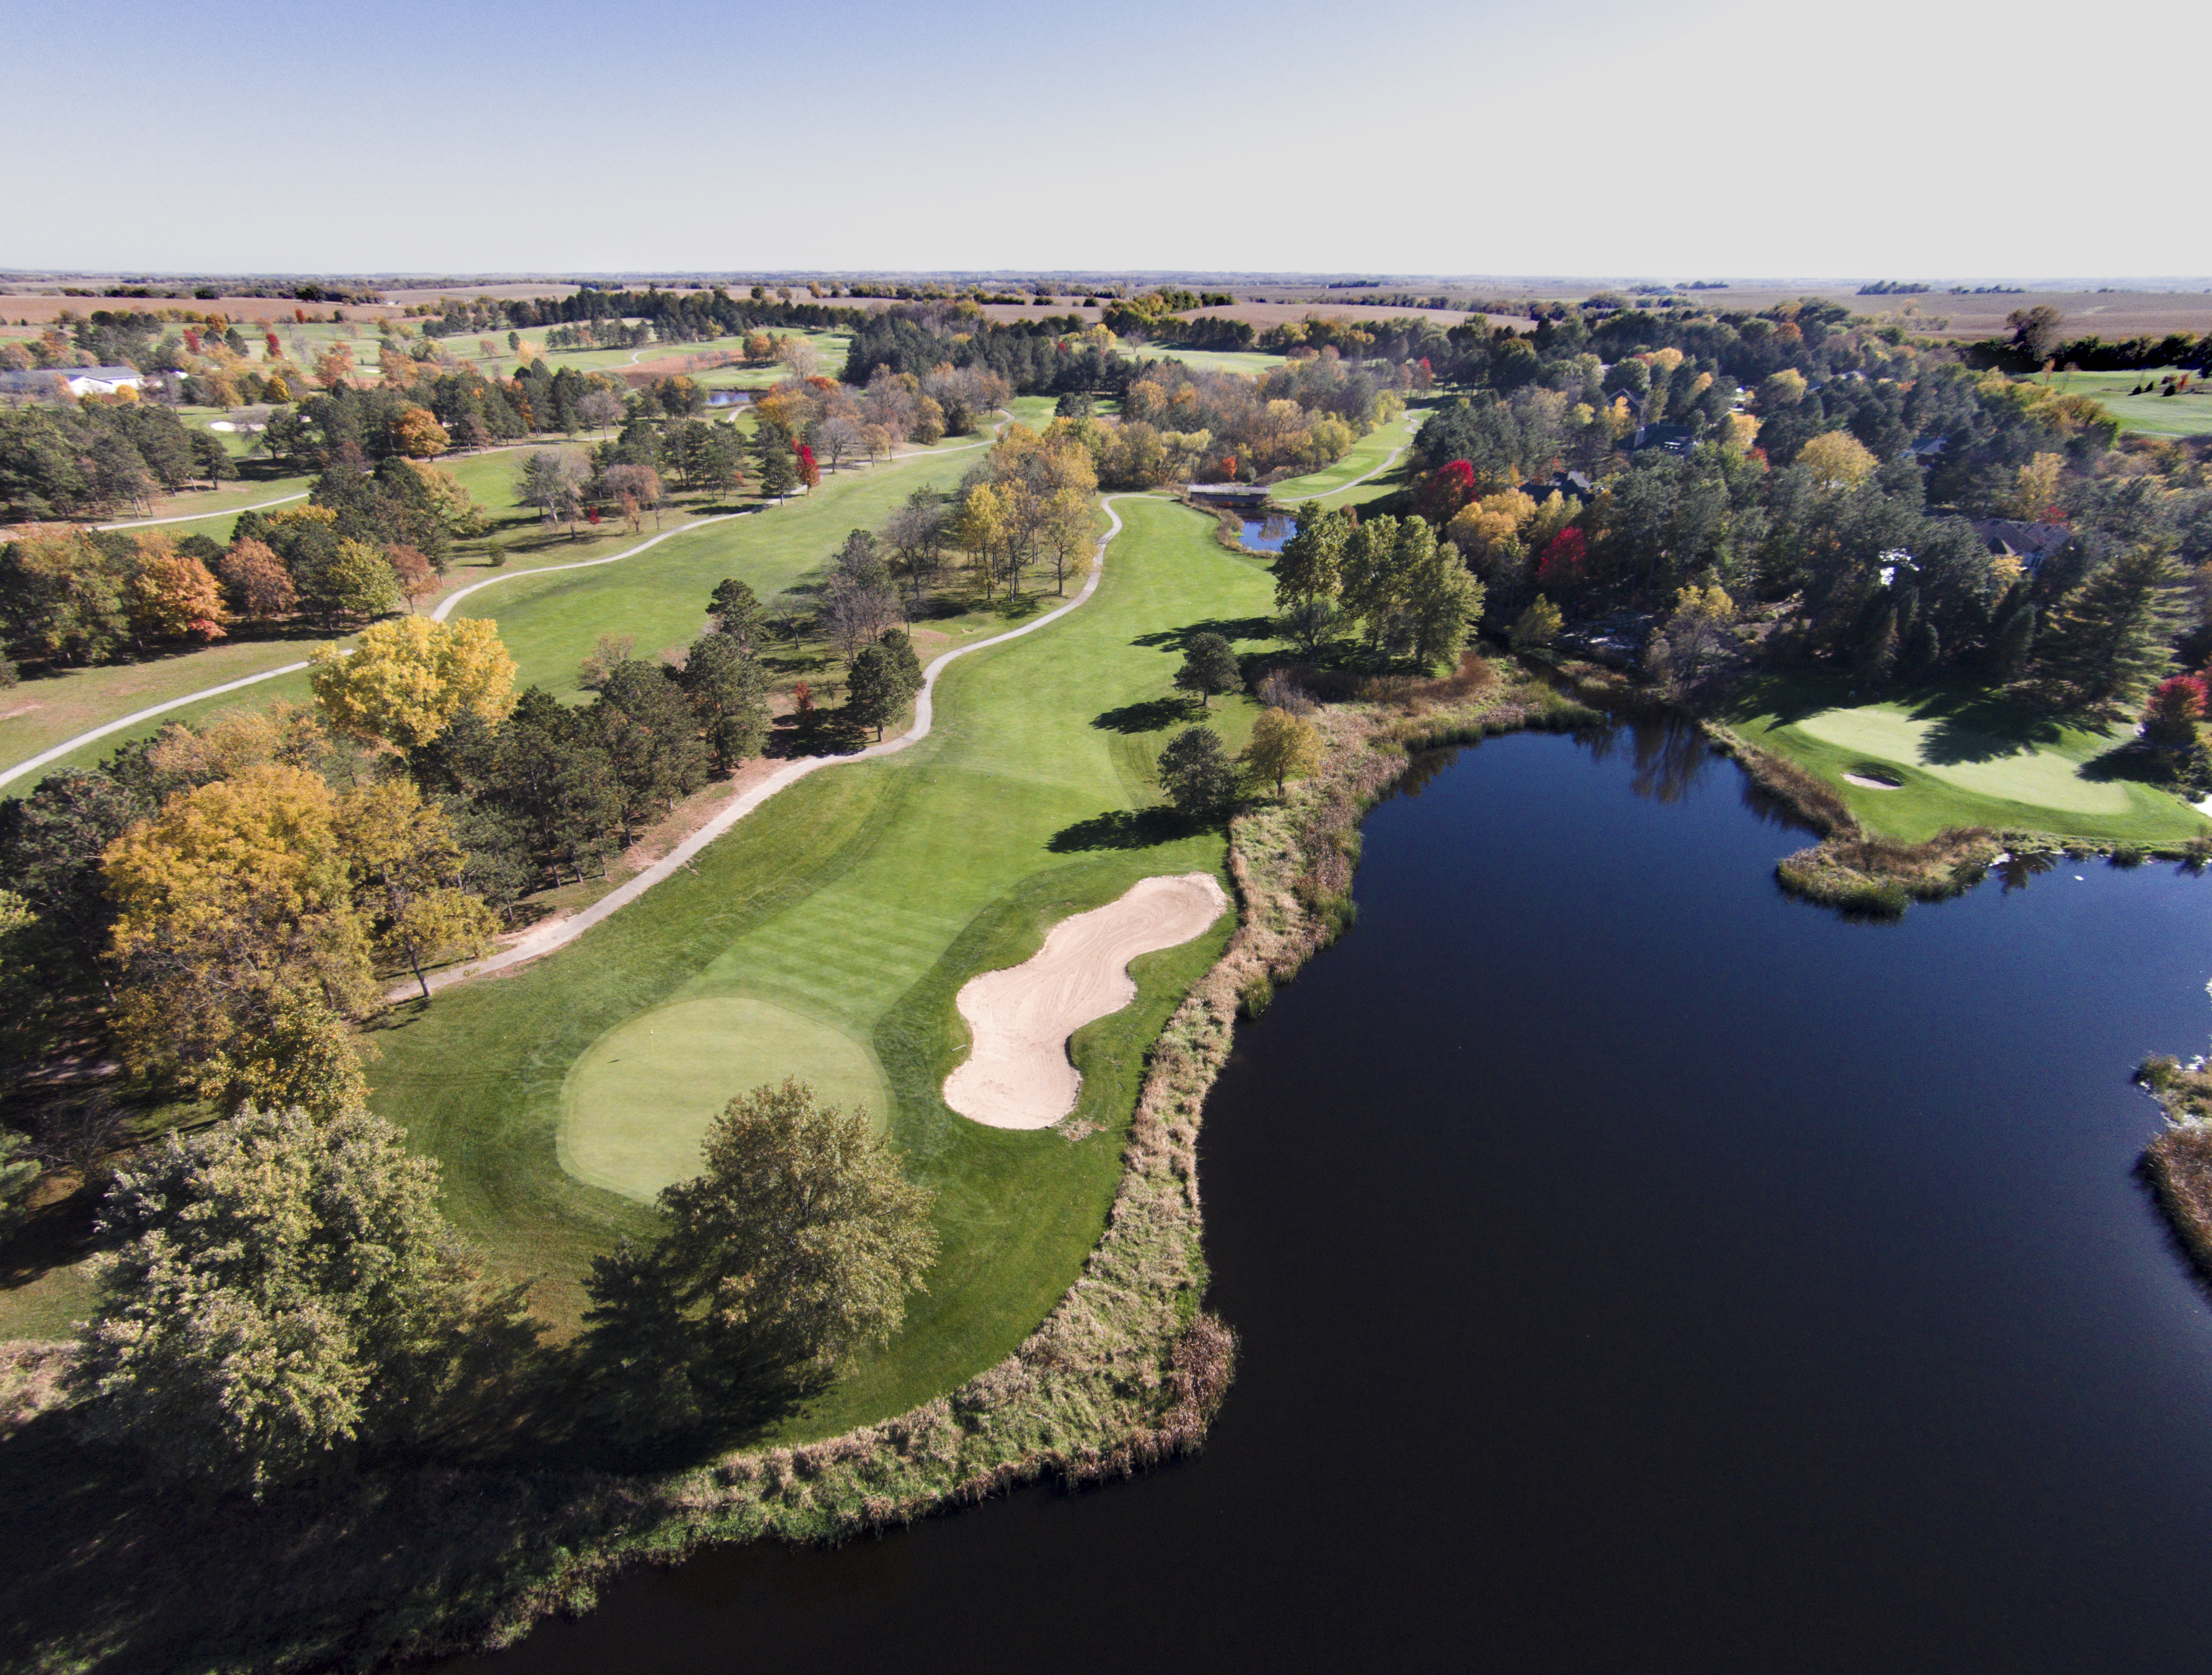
[1419,459,1477,526]
[1535,527,1587,589]
[2144,674,2209,746]
[795,443,821,490]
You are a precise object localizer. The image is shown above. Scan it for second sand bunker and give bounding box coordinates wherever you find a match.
[944,872,1231,1129]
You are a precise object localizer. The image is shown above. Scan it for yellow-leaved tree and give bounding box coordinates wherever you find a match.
[391,405,450,459]
[1797,431,1879,490]
[337,779,500,999]
[2005,452,2065,521]
[1242,707,1324,795]
[104,764,377,1113]
[309,615,517,750]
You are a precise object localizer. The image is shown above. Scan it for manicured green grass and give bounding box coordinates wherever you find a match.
[1269,406,1420,503]
[560,996,892,1202]
[100,471,316,530]
[366,494,1275,1443]
[1131,348,1287,376]
[1724,673,2209,844]
[442,437,995,701]
[2041,367,2212,439]
[0,432,996,780]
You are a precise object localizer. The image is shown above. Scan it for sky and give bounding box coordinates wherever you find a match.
[5,0,2207,280]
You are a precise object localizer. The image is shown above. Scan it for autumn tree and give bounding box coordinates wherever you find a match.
[2143,675,2208,749]
[215,537,297,621]
[1242,706,1322,794]
[642,1079,937,1372]
[103,763,378,1113]
[1797,431,1879,489]
[126,534,229,645]
[72,1103,525,1496]
[337,778,498,999]
[312,343,355,387]
[386,543,439,612]
[310,615,518,750]
[1174,631,1242,708]
[391,405,450,459]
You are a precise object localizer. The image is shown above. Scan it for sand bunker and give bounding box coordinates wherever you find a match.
[1842,770,1902,789]
[945,872,1231,1130]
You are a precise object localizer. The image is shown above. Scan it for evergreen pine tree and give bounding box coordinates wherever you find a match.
[1901,617,1941,679]
[753,426,796,500]
[2032,546,2188,713]
[845,644,900,740]
[1989,581,2037,680]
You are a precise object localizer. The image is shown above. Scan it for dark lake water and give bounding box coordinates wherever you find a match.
[438,722,2212,1675]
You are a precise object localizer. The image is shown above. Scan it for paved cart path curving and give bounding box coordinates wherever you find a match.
[399,493,1137,996]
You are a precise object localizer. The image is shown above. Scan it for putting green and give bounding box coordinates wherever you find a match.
[1791,706,2132,815]
[559,997,890,1203]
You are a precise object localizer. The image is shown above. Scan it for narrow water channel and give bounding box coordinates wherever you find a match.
[439,722,2212,1674]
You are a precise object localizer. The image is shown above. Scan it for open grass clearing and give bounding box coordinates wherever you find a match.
[1130,347,1287,376]
[1724,673,2208,844]
[365,494,1272,1443]
[2038,367,2212,438]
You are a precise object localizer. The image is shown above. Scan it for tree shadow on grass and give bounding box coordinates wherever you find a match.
[1909,687,2068,766]
[1048,807,1193,852]
[2079,737,2187,785]
[1128,615,1275,652]
[1092,697,1192,734]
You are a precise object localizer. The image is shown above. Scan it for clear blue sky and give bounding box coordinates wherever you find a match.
[5,0,2205,278]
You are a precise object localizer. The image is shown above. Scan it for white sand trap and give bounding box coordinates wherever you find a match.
[1842,771,1902,789]
[945,873,1231,1130]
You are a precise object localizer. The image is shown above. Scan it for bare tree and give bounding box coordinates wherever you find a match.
[817,415,862,472]
[778,336,822,381]
[577,387,626,433]
[823,529,900,661]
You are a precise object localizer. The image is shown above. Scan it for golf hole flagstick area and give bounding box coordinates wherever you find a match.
[944,872,1232,1129]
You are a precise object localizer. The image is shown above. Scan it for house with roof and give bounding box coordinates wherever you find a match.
[0,365,145,401]
[1969,518,2072,571]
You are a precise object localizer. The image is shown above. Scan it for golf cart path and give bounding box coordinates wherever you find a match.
[1296,411,1416,500]
[407,491,1136,995]
[98,491,309,530]
[0,435,1000,792]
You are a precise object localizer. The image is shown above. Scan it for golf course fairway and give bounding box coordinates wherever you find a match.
[366,493,1269,1442]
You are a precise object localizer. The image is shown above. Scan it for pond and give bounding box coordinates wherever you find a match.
[1239,514,1292,552]
[438,719,2212,1674]
[705,389,753,408]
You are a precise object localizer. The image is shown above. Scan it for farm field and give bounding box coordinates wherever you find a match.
[366,493,1275,1443]
[1723,674,2209,845]
[2040,367,2212,438]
